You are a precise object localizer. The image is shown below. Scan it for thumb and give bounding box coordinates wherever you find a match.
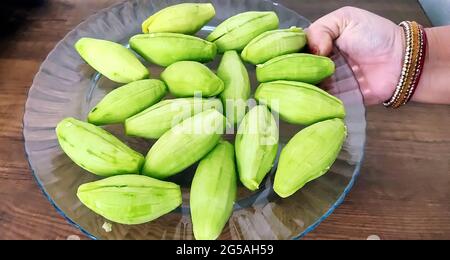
[306,8,348,56]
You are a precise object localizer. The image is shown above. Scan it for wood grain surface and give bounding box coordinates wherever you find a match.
[0,0,449,240]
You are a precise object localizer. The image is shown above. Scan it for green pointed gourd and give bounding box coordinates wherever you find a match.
[142,109,227,179]
[129,33,217,67]
[56,117,144,176]
[241,27,306,65]
[77,175,182,224]
[256,53,335,84]
[190,140,237,240]
[75,37,149,83]
[274,119,347,198]
[255,80,346,125]
[161,61,224,97]
[207,11,279,53]
[141,3,215,34]
[88,79,167,125]
[235,105,279,191]
[217,51,251,124]
[125,98,223,139]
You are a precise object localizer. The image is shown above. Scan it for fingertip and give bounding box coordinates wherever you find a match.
[306,27,333,56]
[317,41,333,56]
[307,40,332,56]
[307,45,319,55]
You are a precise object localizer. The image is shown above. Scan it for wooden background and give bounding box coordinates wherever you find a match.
[0,0,449,240]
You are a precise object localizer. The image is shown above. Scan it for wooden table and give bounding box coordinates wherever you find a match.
[0,0,449,240]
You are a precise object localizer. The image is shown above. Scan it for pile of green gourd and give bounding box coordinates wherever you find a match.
[57,3,347,240]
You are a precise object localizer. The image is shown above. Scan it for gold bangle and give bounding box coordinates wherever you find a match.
[393,21,420,108]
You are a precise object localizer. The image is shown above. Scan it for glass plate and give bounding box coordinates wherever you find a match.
[23,0,366,240]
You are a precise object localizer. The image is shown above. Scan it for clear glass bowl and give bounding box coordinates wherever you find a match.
[23,0,366,240]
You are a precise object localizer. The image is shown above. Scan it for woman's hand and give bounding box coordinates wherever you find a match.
[307,7,404,105]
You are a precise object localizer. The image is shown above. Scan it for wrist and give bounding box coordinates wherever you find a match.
[389,25,406,100]
[369,25,404,105]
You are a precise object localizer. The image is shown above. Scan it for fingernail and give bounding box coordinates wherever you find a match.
[309,46,319,55]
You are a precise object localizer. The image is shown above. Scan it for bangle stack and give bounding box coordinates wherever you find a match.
[383,21,427,108]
